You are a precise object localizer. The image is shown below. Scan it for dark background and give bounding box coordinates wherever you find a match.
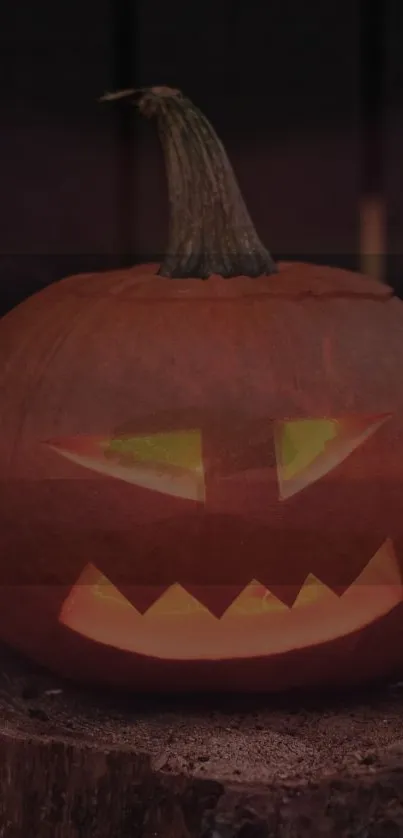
[0,0,402,316]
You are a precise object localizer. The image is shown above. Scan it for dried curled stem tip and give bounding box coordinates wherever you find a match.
[99,86,181,105]
[100,86,184,119]
[100,85,277,279]
[98,88,138,102]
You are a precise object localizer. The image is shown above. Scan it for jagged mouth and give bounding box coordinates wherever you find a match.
[59,539,403,660]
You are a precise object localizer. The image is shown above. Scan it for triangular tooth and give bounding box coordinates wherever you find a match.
[302,557,363,597]
[61,563,172,616]
[115,584,175,615]
[348,538,402,589]
[222,580,289,617]
[181,584,252,618]
[257,582,306,608]
[60,563,140,618]
[143,583,216,619]
[293,573,340,608]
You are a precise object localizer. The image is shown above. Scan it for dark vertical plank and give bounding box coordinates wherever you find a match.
[384,0,403,296]
[110,0,138,265]
[0,0,120,313]
[359,0,387,281]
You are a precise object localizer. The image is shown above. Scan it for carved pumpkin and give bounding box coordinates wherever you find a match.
[1,86,403,692]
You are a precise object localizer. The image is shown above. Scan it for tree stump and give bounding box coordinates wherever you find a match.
[1,645,403,837]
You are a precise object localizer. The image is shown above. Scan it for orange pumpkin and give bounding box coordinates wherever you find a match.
[0,86,403,692]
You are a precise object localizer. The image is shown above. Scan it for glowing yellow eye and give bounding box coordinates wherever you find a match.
[278,419,338,480]
[107,430,202,472]
[46,429,205,501]
[274,415,390,500]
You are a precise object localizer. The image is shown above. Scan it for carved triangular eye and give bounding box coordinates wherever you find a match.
[274,414,391,500]
[45,429,205,501]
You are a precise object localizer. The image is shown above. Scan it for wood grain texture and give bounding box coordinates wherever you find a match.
[1,645,403,836]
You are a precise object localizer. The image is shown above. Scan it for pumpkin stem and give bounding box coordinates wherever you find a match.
[101,86,277,279]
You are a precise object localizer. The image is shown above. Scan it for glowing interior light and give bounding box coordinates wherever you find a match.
[221,580,288,615]
[275,414,390,499]
[143,584,210,617]
[46,429,205,501]
[60,540,403,661]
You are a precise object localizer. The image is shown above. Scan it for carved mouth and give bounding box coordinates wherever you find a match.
[60,539,403,660]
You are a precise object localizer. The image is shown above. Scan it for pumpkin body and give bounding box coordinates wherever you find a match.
[1,261,403,691]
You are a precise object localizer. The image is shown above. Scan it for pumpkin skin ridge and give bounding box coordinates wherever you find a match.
[43,261,393,302]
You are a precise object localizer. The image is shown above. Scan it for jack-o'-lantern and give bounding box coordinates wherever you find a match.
[1,86,403,692]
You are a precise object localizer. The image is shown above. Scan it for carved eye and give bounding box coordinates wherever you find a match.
[46,429,206,501]
[46,413,391,505]
[274,414,391,500]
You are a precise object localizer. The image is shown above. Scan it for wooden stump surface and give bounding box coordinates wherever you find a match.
[1,645,403,837]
